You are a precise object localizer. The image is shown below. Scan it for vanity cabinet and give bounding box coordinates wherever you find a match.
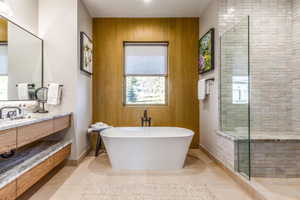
[17,115,71,148]
[16,144,71,197]
[49,143,71,168]
[0,114,72,199]
[17,159,51,197]
[17,120,54,148]
[0,181,16,200]
[53,116,70,133]
[0,128,17,155]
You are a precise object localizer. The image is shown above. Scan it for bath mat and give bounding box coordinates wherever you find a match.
[81,183,217,200]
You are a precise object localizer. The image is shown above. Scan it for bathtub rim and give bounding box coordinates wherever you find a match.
[100,126,194,138]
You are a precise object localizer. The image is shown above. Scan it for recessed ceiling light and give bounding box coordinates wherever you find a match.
[143,0,152,4]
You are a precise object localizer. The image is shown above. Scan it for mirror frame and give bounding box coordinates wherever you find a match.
[0,14,44,101]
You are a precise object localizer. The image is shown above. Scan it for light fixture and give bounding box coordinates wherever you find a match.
[0,0,12,17]
[143,0,152,3]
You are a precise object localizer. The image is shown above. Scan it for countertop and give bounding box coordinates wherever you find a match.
[0,140,72,190]
[0,112,72,132]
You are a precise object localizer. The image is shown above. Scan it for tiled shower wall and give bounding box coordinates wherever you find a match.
[220,17,249,132]
[292,0,300,132]
[219,0,296,134]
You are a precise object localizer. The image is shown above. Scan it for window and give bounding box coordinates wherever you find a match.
[124,42,168,105]
[0,44,8,100]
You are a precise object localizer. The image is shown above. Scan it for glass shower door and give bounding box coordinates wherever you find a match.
[220,16,250,178]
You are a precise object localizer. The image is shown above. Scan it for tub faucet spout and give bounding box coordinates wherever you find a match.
[141,110,151,127]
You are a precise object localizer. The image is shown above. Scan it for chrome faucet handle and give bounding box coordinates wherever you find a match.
[7,111,17,119]
[0,106,23,119]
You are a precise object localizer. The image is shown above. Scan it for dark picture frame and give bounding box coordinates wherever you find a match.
[80,32,93,75]
[199,28,215,74]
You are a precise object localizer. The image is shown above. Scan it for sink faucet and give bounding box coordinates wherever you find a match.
[0,106,22,119]
[141,110,151,127]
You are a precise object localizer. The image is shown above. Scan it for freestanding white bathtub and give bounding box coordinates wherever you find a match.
[101,127,194,170]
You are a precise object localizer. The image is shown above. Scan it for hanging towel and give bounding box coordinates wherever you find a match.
[198,79,206,100]
[47,83,62,105]
[88,122,112,133]
[17,83,29,100]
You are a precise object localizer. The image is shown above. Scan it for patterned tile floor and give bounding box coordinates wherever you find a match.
[26,149,253,200]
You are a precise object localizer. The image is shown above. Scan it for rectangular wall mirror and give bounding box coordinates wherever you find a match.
[0,15,43,101]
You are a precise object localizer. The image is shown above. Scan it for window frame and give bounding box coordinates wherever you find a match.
[123,41,169,106]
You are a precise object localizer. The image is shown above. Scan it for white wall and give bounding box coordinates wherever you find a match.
[76,0,93,160]
[39,0,92,160]
[6,0,39,34]
[199,0,240,171]
[199,0,219,151]
[39,0,78,159]
[38,0,78,113]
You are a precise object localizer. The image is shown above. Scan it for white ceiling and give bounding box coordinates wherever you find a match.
[82,0,212,18]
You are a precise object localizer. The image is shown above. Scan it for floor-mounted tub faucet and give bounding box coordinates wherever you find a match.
[141,110,151,127]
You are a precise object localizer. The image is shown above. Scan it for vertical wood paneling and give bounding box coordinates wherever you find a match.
[0,18,7,42]
[93,18,200,147]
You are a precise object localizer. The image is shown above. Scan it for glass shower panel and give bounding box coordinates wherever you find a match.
[220,17,250,178]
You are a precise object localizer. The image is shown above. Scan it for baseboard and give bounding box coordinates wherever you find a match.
[199,145,267,200]
[66,147,91,166]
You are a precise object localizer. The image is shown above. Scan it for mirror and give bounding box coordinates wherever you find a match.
[0,15,43,101]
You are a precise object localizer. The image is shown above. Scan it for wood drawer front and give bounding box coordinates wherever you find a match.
[16,145,71,197]
[17,159,51,197]
[50,144,71,168]
[17,120,54,148]
[53,116,70,133]
[0,181,16,200]
[0,129,16,155]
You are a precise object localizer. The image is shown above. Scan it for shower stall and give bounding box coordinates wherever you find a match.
[220,16,251,178]
[219,0,300,179]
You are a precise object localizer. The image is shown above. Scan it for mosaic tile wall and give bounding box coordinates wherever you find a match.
[292,0,300,132]
[219,0,296,134]
[216,0,300,178]
[220,16,249,132]
[250,140,300,177]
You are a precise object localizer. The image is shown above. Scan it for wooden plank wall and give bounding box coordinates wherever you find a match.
[93,18,200,147]
[0,18,7,42]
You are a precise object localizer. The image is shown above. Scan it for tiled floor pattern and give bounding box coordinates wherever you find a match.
[27,149,253,200]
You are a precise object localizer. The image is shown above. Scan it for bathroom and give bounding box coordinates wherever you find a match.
[0,0,298,199]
